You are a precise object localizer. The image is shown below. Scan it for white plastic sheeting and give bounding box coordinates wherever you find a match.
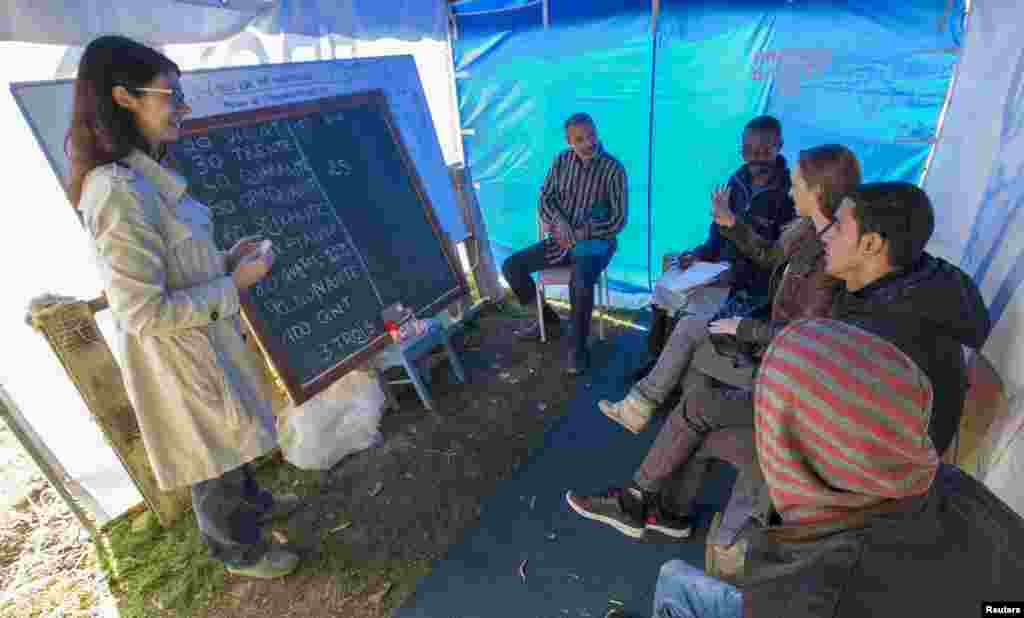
[0,0,274,46]
[0,43,142,519]
[2,38,465,519]
[923,0,1024,512]
[0,0,447,46]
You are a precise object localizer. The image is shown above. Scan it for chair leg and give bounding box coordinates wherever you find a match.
[536,277,547,343]
[401,353,434,411]
[372,365,401,412]
[443,333,467,383]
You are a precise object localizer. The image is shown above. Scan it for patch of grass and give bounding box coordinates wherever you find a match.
[463,267,483,305]
[492,293,534,319]
[251,457,325,497]
[99,509,224,617]
[96,458,431,618]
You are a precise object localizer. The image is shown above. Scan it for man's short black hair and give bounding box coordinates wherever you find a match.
[846,181,935,270]
[564,113,595,131]
[745,115,783,142]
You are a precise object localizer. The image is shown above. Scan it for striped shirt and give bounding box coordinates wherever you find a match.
[538,143,628,262]
[754,319,939,525]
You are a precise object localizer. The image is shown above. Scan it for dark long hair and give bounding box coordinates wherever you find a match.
[67,35,179,208]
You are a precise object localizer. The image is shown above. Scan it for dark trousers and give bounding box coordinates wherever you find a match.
[502,241,614,364]
[638,376,770,532]
[191,464,272,566]
[647,305,673,357]
[634,371,771,529]
[633,373,755,494]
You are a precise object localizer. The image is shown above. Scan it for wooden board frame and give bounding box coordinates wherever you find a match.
[176,90,467,405]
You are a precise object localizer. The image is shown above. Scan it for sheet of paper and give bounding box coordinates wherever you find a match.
[656,261,730,292]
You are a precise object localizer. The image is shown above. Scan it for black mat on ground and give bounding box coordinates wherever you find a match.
[395,328,736,618]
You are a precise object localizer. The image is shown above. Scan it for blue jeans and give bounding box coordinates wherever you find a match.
[502,240,614,364]
[653,560,743,618]
[191,464,272,566]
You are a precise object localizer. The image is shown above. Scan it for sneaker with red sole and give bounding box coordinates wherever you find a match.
[644,506,692,539]
[565,488,645,539]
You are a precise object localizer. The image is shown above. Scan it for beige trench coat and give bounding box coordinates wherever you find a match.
[80,150,277,490]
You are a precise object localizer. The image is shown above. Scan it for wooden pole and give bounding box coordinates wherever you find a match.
[29,298,190,527]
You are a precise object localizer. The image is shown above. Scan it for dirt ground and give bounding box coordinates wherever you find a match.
[0,302,641,617]
[0,467,107,617]
[199,304,634,618]
[190,303,638,618]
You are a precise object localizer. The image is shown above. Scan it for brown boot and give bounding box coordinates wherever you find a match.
[598,389,656,433]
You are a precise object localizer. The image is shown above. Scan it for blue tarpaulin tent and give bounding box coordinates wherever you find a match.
[3,0,1024,524]
[451,0,962,297]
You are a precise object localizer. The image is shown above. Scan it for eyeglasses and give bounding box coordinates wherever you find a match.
[128,86,188,107]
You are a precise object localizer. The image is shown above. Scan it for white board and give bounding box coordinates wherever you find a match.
[10,54,468,242]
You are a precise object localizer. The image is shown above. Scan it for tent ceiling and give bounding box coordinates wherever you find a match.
[0,0,447,46]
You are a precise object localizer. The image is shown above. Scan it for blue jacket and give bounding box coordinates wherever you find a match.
[692,155,795,320]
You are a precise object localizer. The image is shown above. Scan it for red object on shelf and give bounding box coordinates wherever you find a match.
[384,320,401,342]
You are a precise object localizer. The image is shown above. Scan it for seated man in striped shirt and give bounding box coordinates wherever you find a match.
[501,113,628,375]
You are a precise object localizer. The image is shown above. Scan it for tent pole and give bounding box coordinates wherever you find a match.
[445,2,466,164]
[647,0,659,291]
[0,382,100,540]
[920,1,970,186]
[448,1,458,41]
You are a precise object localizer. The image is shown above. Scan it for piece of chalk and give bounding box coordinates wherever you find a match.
[260,240,273,254]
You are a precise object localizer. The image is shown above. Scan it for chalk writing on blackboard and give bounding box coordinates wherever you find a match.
[169,90,465,404]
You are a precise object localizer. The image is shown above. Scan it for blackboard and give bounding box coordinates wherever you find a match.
[168,91,466,405]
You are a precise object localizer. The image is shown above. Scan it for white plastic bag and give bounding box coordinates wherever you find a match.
[278,369,385,470]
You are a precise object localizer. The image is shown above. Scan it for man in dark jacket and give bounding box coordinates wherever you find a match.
[641,116,795,377]
[651,319,1024,618]
[822,181,992,454]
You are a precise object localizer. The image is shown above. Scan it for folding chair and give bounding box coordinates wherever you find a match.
[534,214,610,343]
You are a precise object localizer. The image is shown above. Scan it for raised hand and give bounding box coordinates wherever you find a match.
[711,185,736,228]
